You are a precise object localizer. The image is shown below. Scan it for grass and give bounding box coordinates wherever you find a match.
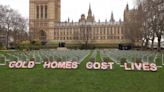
[0,50,164,92]
[155,53,163,66]
[96,50,101,62]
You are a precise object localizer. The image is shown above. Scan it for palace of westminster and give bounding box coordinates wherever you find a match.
[29,0,141,45]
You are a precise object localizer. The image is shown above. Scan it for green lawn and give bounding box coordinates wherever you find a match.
[0,50,164,92]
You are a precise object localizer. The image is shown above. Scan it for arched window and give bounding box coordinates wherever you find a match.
[45,5,48,19]
[36,6,39,18]
[39,30,46,41]
[41,5,43,18]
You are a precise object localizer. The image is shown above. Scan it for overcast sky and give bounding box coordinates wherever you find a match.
[0,0,135,22]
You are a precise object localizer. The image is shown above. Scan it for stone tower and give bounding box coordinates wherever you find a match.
[87,4,95,22]
[110,11,115,23]
[29,0,61,41]
[124,3,129,22]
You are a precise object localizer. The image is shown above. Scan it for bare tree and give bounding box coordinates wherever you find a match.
[13,15,28,43]
[140,0,155,49]
[0,5,28,49]
[79,23,91,49]
[156,0,164,51]
[1,6,14,49]
[138,0,164,51]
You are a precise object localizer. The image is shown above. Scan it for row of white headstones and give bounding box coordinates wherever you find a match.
[0,50,164,67]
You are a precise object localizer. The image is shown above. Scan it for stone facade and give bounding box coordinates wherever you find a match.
[54,21,126,45]
[29,0,140,45]
[29,0,61,41]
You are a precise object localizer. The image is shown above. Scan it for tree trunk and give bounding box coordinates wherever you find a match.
[141,40,144,50]
[6,26,10,49]
[151,38,155,50]
[157,37,161,52]
[13,31,17,45]
[144,38,149,49]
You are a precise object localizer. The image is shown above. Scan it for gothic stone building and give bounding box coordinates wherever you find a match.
[29,0,61,41]
[29,0,140,46]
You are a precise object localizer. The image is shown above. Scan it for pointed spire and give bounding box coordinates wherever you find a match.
[105,18,107,23]
[68,17,70,22]
[110,11,115,22]
[87,3,95,22]
[119,18,122,23]
[126,3,129,11]
[138,3,142,10]
[98,19,100,23]
[89,3,91,9]
[88,3,92,16]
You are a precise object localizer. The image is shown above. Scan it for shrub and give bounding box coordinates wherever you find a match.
[120,58,127,65]
[30,40,41,50]
[17,41,31,50]
[0,42,5,50]
[17,40,41,50]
